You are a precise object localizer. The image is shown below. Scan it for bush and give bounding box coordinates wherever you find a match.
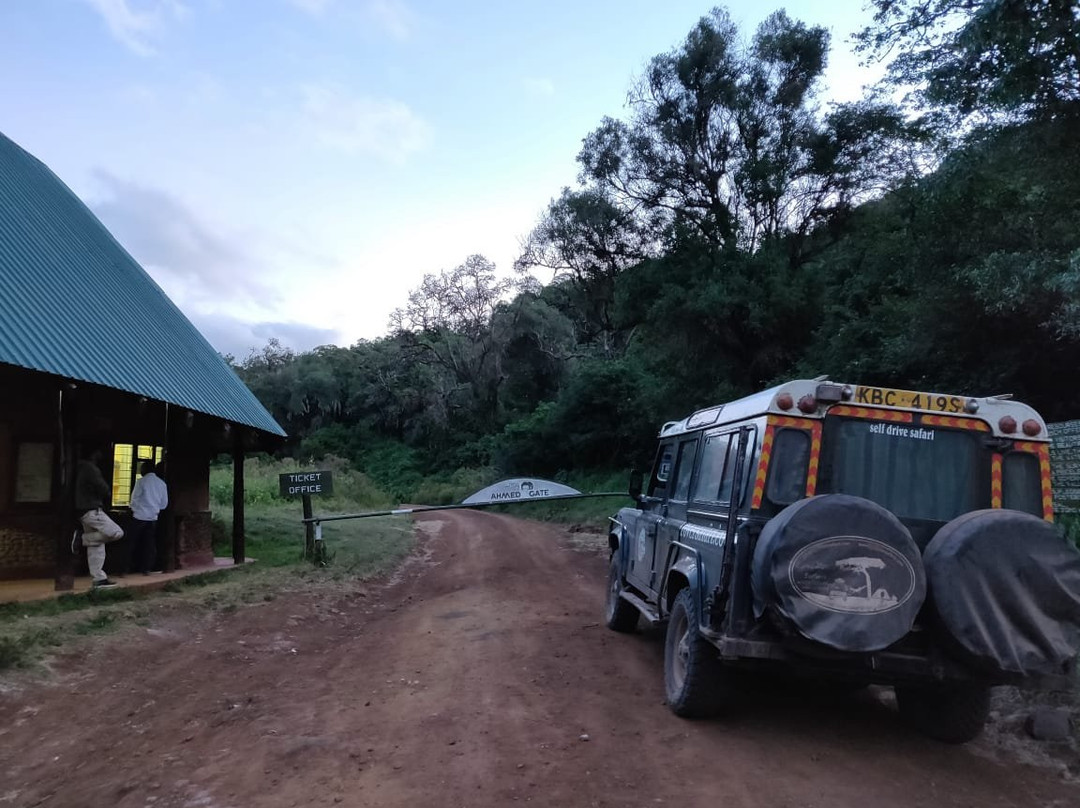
[209,455,394,510]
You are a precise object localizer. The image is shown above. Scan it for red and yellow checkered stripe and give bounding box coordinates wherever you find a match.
[1010,442,1054,521]
[920,414,990,431]
[750,425,776,510]
[991,453,1003,508]
[750,417,817,509]
[806,421,823,497]
[829,405,913,422]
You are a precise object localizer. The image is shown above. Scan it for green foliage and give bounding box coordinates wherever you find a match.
[858,0,1080,123]
[800,116,1080,420]
[220,4,1080,498]
[209,455,394,509]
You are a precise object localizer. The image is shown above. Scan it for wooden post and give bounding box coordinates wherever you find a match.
[54,386,75,591]
[231,434,245,565]
[303,494,315,559]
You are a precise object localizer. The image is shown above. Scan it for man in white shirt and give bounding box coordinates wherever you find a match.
[129,460,169,575]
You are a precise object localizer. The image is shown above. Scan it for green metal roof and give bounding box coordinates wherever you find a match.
[0,132,286,438]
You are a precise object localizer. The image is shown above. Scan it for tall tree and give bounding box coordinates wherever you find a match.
[516,188,651,355]
[575,8,921,257]
[389,255,518,440]
[857,0,1080,123]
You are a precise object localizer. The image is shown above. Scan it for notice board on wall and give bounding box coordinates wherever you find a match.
[15,442,53,503]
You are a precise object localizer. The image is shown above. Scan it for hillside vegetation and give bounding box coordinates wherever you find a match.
[229,2,1080,501]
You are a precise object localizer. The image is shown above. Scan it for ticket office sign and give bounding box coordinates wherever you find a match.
[279,470,334,498]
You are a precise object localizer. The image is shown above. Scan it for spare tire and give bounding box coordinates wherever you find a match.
[923,509,1080,677]
[752,494,926,652]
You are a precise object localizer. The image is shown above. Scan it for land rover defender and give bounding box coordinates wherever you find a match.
[606,380,1080,742]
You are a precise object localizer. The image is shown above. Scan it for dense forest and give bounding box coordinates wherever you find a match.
[232,1,1080,497]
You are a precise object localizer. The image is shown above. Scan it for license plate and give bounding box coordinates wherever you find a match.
[852,386,965,414]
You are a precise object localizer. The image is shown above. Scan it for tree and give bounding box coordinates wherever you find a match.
[800,116,1080,419]
[857,0,1080,123]
[575,8,922,258]
[516,188,651,354]
[389,255,519,447]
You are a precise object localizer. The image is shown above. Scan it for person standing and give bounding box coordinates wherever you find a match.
[128,459,168,575]
[75,447,124,588]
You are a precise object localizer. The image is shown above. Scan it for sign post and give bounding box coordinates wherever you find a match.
[279,470,334,559]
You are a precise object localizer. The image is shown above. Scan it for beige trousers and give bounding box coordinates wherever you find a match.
[80,509,124,582]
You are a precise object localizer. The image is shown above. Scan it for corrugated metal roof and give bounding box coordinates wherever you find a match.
[0,131,285,437]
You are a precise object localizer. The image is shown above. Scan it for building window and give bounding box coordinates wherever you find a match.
[111,444,163,507]
[15,442,53,503]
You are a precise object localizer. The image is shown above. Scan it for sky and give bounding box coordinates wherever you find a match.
[0,0,882,360]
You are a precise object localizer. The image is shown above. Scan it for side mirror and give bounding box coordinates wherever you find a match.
[628,470,644,501]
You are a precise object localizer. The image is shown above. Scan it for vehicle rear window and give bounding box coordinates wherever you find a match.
[1003,452,1043,516]
[649,443,675,497]
[766,429,809,505]
[818,418,982,522]
[692,433,734,503]
[672,439,698,501]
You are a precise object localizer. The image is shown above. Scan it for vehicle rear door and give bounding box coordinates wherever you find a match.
[651,436,700,588]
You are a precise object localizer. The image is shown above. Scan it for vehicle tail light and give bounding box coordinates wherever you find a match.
[776,393,794,411]
[1022,419,1041,437]
[797,395,817,414]
[999,416,1017,434]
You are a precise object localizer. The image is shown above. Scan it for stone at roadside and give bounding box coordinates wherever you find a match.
[1025,707,1074,741]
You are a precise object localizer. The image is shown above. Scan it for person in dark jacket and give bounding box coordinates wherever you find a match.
[75,447,124,588]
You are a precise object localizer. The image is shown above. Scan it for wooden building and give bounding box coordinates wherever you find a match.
[0,132,285,586]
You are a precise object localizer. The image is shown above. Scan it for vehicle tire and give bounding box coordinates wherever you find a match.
[895,684,992,744]
[751,494,926,653]
[664,588,728,718]
[605,552,639,633]
[923,509,1080,677]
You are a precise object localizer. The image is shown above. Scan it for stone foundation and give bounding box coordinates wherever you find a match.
[0,524,56,579]
[177,510,214,568]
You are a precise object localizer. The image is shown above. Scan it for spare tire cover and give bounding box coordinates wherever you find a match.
[923,509,1080,677]
[752,494,926,652]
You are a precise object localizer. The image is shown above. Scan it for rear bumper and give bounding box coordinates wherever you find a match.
[705,632,1076,690]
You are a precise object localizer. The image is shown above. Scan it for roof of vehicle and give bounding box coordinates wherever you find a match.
[659,379,1048,442]
[0,131,285,437]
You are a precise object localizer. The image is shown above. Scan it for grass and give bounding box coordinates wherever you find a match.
[0,503,413,673]
[1,459,625,674]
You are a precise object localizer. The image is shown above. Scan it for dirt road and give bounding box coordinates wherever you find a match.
[1,510,1076,807]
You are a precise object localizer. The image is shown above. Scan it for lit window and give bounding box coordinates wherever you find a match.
[111,444,163,506]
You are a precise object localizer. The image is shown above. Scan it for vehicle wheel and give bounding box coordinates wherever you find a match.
[664,588,728,718]
[923,509,1080,677]
[751,494,926,653]
[605,552,639,633]
[895,684,991,743]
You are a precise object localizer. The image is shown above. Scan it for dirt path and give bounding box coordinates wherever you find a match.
[1,510,1076,808]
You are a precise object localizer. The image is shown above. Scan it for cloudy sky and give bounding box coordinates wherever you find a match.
[0,0,880,359]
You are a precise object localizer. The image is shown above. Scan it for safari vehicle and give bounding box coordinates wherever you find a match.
[606,379,1080,742]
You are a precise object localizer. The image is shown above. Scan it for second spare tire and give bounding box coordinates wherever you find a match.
[752,494,926,653]
[923,509,1080,677]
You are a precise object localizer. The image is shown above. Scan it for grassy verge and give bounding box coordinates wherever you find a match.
[2,460,627,674]
[0,506,413,674]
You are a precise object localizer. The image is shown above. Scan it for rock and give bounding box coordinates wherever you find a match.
[578,734,590,742]
[1025,707,1074,741]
